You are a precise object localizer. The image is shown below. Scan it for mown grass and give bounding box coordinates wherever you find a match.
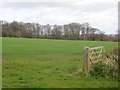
[2,38,118,88]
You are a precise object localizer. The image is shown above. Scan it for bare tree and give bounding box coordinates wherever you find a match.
[51,25,62,39]
[2,20,117,41]
[63,24,70,39]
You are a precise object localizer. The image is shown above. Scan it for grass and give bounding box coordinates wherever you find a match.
[2,37,118,88]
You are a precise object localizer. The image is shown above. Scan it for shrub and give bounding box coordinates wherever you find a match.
[90,54,118,79]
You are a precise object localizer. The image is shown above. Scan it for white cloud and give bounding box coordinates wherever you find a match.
[0,0,118,34]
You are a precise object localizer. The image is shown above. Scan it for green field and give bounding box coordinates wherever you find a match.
[2,38,118,88]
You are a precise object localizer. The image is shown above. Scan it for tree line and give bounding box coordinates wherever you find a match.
[1,21,119,41]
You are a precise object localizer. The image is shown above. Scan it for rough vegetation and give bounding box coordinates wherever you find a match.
[90,48,119,79]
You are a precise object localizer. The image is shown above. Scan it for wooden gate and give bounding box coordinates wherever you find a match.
[84,46,104,73]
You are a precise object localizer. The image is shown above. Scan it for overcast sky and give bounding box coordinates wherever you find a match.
[0,0,119,34]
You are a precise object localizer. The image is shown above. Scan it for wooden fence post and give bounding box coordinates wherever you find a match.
[84,47,90,73]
